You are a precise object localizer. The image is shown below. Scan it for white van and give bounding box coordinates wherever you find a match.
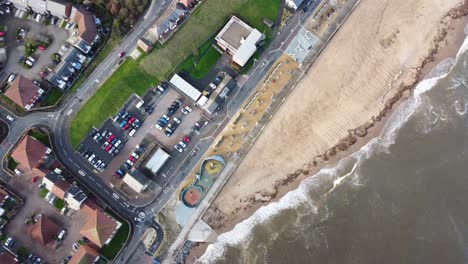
[129,129,136,137]
[135,100,144,109]
[14,169,22,175]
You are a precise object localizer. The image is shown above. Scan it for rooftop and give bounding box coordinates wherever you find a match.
[74,9,97,45]
[30,215,61,246]
[69,245,100,264]
[80,209,119,248]
[11,135,49,171]
[215,16,254,52]
[4,75,42,109]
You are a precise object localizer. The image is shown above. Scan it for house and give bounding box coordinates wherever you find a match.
[5,75,45,110]
[149,5,187,42]
[137,38,154,53]
[11,135,51,176]
[9,0,76,20]
[73,9,98,53]
[285,0,304,11]
[65,185,87,211]
[51,179,71,199]
[179,0,194,8]
[215,16,264,67]
[122,169,149,193]
[0,245,18,264]
[80,209,121,248]
[30,215,61,246]
[48,60,76,90]
[69,245,101,264]
[43,171,61,191]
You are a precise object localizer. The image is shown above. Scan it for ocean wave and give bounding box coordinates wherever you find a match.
[197,34,468,264]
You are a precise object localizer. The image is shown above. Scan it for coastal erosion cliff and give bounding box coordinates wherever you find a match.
[202,0,468,234]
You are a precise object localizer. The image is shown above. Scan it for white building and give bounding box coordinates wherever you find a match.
[123,170,149,193]
[170,74,202,102]
[215,16,264,67]
[145,148,171,174]
[64,185,87,210]
[286,0,305,11]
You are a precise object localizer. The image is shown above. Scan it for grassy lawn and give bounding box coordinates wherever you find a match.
[40,88,63,106]
[7,158,18,171]
[70,59,156,148]
[39,188,48,199]
[101,209,130,260]
[53,198,65,210]
[141,0,280,78]
[69,0,281,146]
[180,45,222,79]
[28,129,51,147]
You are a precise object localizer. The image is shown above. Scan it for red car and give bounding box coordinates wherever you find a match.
[183,136,190,143]
[38,45,45,51]
[31,176,40,183]
[118,51,125,58]
[107,134,116,143]
[128,116,136,124]
[129,156,137,162]
[106,144,112,151]
[123,123,131,130]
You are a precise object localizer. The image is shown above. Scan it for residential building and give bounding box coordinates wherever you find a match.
[148,5,187,43]
[0,245,19,264]
[5,75,45,111]
[215,16,264,67]
[30,215,61,246]
[80,209,121,248]
[179,0,194,8]
[69,245,102,264]
[137,38,154,53]
[11,135,51,176]
[51,179,70,199]
[285,0,304,11]
[43,171,61,191]
[65,185,87,211]
[73,9,98,53]
[123,169,149,193]
[9,0,76,20]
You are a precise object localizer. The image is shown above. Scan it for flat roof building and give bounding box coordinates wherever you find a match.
[123,169,149,193]
[170,74,201,102]
[215,16,264,67]
[9,0,76,20]
[145,148,170,174]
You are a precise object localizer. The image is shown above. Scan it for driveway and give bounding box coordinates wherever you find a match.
[0,15,69,79]
[5,175,87,263]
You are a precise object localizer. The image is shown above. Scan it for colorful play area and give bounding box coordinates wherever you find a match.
[180,156,225,207]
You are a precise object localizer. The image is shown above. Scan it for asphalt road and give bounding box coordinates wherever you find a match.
[0,1,318,263]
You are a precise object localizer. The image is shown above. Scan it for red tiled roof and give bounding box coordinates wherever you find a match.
[4,75,41,108]
[52,179,71,199]
[180,0,194,7]
[80,210,118,248]
[74,9,97,45]
[81,199,99,215]
[11,135,48,171]
[69,245,100,264]
[30,215,61,246]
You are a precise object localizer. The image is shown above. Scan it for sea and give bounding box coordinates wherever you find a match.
[196,33,468,263]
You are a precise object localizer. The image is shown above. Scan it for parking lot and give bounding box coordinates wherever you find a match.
[0,13,69,80]
[6,174,87,264]
[78,82,209,187]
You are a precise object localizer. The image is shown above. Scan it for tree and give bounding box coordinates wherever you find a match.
[17,247,29,259]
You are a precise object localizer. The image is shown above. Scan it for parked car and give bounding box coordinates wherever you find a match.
[101,142,109,149]
[173,117,181,124]
[58,229,67,240]
[181,106,192,115]
[107,134,116,143]
[174,144,183,153]
[6,115,14,121]
[129,156,137,162]
[31,176,40,182]
[105,132,112,139]
[7,74,16,83]
[131,152,139,159]
[126,160,134,166]
[4,237,14,247]
[114,140,122,147]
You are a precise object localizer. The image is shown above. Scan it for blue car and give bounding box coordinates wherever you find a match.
[111,137,118,144]
[120,120,127,127]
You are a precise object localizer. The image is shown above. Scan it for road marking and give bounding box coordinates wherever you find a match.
[47,114,54,118]
[78,170,86,176]
[95,79,100,83]
[66,109,73,116]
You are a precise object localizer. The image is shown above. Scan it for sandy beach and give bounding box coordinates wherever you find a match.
[197,0,468,250]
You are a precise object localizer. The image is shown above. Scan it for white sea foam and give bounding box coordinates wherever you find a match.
[197,35,468,264]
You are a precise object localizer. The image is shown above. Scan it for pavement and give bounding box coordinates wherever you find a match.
[0,1,321,263]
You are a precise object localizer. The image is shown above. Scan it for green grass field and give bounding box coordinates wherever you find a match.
[70,59,157,147]
[141,0,280,78]
[41,88,63,106]
[69,0,281,147]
